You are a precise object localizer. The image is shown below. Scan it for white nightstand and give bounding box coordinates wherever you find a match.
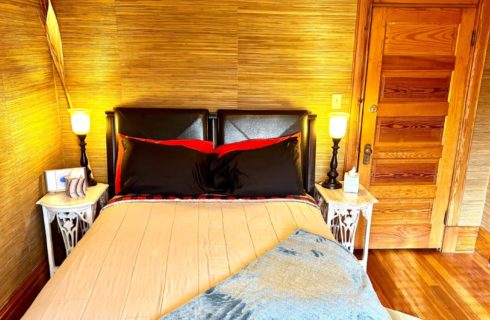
[314,183,377,270]
[37,183,109,276]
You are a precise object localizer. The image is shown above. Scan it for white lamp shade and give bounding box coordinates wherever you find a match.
[329,112,349,139]
[69,109,91,135]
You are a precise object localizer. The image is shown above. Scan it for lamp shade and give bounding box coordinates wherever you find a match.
[328,112,349,139]
[69,109,90,135]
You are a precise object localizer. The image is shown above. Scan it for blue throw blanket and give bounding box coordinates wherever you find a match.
[162,229,391,320]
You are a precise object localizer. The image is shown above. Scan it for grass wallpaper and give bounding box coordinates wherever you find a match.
[51,0,358,183]
[0,0,63,308]
[467,43,490,231]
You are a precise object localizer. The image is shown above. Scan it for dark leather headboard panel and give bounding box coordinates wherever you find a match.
[105,108,210,195]
[114,108,209,140]
[215,110,316,194]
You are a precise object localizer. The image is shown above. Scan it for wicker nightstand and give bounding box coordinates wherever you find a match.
[37,183,109,276]
[314,183,378,270]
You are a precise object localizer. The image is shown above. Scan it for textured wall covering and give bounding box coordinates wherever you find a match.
[0,0,63,308]
[52,0,358,182]
[459,43,490,227]
[482,180,490,231]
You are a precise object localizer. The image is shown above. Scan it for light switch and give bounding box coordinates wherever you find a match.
[332,94,342,110]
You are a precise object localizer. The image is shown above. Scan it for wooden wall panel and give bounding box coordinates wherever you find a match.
[459,41,490,228]
[0,0,63,309]
[53,0,358,182]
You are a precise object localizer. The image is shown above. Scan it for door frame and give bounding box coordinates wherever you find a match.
[344,0,490,251]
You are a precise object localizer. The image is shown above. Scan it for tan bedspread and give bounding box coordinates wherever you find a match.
[25,199,334,319]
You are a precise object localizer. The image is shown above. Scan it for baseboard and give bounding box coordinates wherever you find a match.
[442,226,479,253]
[475,227,490,261]
[0,260,49,320]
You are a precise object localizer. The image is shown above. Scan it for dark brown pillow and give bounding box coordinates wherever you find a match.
[120,138,216,195]
[210,137,304,197]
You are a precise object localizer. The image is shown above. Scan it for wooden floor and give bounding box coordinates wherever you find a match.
[366,250,490,320]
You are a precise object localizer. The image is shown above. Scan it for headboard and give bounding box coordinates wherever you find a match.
[106,108,317,195]
[215,110,316,194]
[105,108,211,195]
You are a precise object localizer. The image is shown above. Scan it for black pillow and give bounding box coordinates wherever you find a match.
[120,138,215,195]
[210,137,304,197]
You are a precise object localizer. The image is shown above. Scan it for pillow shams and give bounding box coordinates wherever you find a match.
[210,137,304,197]
[119,138,215,195]
[114,135,213,194]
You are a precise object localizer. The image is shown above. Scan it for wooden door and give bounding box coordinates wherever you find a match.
[359,7,476,248]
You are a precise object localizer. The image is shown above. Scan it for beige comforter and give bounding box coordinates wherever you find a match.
[25,199,334,319]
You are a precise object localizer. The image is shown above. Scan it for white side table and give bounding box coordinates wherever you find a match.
[37,183,109,276]
[314,183,378,270]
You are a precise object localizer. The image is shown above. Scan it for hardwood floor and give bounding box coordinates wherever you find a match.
[366,250,490,320]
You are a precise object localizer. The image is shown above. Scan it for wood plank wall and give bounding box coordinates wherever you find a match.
[51,0,358,183]
[0,0,63,309]
[460,42,490,231]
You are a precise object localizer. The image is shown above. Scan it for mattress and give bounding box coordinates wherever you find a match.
[24,197,335,319]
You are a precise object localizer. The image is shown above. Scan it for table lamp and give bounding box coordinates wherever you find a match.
[322,112,349,189]
[69,108,97,186]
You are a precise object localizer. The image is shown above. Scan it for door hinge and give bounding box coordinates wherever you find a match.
[471,30,477,47]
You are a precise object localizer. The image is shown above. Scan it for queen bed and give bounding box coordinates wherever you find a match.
[24,108,417,320]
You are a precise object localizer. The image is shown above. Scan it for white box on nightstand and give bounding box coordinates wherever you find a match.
[343,168,359,193]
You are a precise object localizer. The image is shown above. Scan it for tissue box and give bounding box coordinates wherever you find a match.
[343,172,359,193]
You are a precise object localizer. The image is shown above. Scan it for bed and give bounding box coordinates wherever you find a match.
[24,108,418,320]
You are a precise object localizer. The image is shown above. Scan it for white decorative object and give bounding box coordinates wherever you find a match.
[44,167,86,192]
[315,183,378,270]
[65,176,87,198]
[37,183,109,276]
[343,167,360,193]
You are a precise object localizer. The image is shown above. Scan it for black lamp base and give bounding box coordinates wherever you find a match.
[321,138,342,190]
[86,172,97,187]
[321,180,342,189]
[77,134,97,187]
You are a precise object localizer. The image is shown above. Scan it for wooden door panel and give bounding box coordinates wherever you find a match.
[373,199,433,224]
[369,185,437,199]
[375,117,445,144]
[377,102,449,117]
[368,224,432,248]
[382,8,464,24]
[380,73,452,102]
[371,159,439,184]
[374,0,478,5]
[382,55,456,71]
[373,146,443,160]
[384,24,458,55]
[359,6,476,249]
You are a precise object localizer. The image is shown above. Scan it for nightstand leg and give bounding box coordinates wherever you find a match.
[328,205,361,253]
[42,208,56,277]
[99,190,108,208]
[361,205,373,271]
[79,205,94,235]
[56,211,79,256]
